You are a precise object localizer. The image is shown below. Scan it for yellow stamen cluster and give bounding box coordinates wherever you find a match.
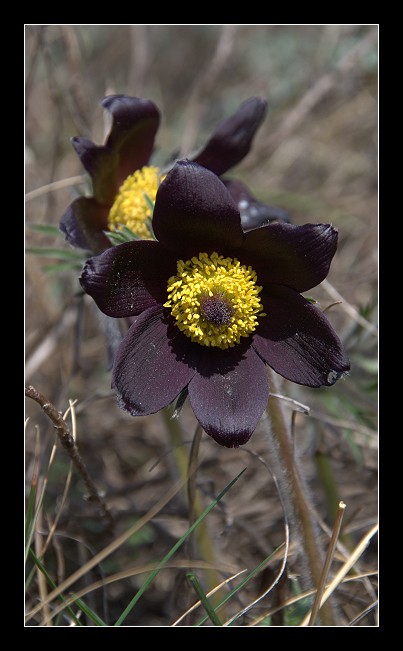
[164,252,266,349]
[108,166,162,239]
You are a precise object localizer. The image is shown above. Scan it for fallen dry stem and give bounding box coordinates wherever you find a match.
[25,385,114,530]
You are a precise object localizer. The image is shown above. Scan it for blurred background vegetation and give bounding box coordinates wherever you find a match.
[25,25,378,626]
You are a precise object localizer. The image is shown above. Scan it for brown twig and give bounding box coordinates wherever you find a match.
[25,385,114,531]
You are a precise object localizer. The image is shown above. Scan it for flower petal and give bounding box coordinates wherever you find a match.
[152,160,244,257]
[222,178,290,230]
[112,306,200,416]
[193,97,267,176]
[71,137,119,205]
[79,240,177,317]
[60,197,111,253]
[252,285,350,387]
[241,223,338,293]
[188,343,269,447]
[102,95,160,186]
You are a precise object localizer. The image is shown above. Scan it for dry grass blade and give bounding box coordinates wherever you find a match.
[40,401,76,557]
[321,279,377,337]
[171,570,247,626]
[25,473,191,623]
[348,599,378,626]
[307,501,346,625]
[248,570,378,626]
[25,175,87,202]
[40,559,238,626]
[300,522,378,626]
[221,447,291,626]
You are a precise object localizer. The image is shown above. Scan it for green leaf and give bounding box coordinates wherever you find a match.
[26,247,85,260]
[25,475,37,558]
[105,226,140,245]
[28,548,85,626]
[196,543,284,626]
[145,217,156,239]
[186,573,223,625]
[114,467,247,626]
[28,224,63,237]
[143,192,155,213]
[44,262,83,273]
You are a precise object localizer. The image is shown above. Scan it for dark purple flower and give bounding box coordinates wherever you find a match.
[80,161,350,448]
[60,95,288,254]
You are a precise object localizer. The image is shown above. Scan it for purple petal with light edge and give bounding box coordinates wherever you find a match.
[79,240,178,318]
[188,342,269,447]
[252,285,350,387]
[112,306,200,416]
[152,160,244,258]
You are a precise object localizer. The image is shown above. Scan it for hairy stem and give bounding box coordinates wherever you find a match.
[266,370,337,626]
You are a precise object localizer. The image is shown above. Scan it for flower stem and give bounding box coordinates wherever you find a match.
[266,370,337,626]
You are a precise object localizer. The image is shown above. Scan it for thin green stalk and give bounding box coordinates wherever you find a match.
[266,369,337,626]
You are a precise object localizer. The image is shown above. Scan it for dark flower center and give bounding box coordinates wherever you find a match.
[164,252,265,349]
[200,293,234,326]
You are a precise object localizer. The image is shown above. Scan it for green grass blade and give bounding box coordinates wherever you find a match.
[28,224,63,236]
[25,477,37,547]
[43,262,83,273]
[196,543,284,626]
[104,231,128,245]
[114,467,246,626]
[143,192,155,213]
[28,548,84,626]
[186,572,223,625]
[26,247,85,260]
[73,597,108,626]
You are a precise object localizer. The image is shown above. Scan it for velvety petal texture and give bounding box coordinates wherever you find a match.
[112,307,199,416]
[188,344,269,447]
[79,240,177,317]
[102,95,160,186]
[241,223,338,292]
[194,97,267,176]
[222,178,290,230]
[253,285,350,387]
[152,161,244,257]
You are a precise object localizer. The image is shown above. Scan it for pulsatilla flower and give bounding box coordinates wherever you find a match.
[80,161,349,448]
[61,95,288,253]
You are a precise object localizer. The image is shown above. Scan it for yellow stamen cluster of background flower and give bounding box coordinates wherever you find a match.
[108,166,162,239]
[164,252,265,349]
